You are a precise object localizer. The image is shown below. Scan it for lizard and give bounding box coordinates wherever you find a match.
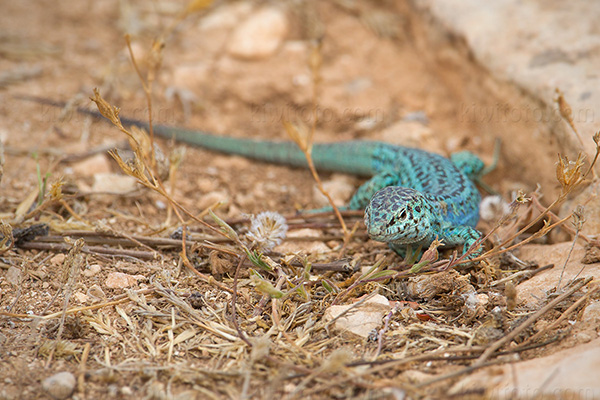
[18,95,486,259]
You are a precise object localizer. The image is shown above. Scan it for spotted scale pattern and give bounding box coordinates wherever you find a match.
[356,143,483,257]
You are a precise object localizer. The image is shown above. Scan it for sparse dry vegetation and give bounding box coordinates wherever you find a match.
[1,1,600,399]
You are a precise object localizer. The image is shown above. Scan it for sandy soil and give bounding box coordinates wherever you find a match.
[0,1,597,399]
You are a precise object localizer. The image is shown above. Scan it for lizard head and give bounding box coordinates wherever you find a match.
[364,187,434,244]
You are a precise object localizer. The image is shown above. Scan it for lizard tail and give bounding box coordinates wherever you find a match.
[16,94,376,175]
[152,126,376,176]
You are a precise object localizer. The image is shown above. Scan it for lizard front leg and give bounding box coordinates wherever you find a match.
[348,171,403,210]
[439,225,483,258]
[306,171,402,213]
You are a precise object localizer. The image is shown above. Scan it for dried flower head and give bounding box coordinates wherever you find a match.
[246,211,288,251]
[572,205,586,232]
[556,154,584,193]
[419,238,443,265]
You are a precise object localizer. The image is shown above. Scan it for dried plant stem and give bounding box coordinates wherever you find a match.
[56,238,84,341]
[231,253,252,347]
[125,35,157,169]
[95,223,159,254]
[555,88,586,150]
[170,201,236,295]
[489,263,554,287]
[58,199,85,222]
[467,195,571,265]
[583,132,600,178]
[531,196,592,244]
[487,213,570,255]
[37,288,156,319]
[77,342,91,396]
[94,38,239,296]
[556,227,580,290]
[285,40,349,238]
[374,309,394,359]
[517,284,599,348]
[18,240,157,260]
[304,155,348,235]
[415,360,502,389]
[474,276,591,366]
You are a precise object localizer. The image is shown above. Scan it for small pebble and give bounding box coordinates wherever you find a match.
[82,264,102,277]
[227,7,288,59]
[71,154,111,177]
[50,254,66,266]
[6,266,21,285]
[92,173,138,194]
[42,372,76,400]
[312,174,356,207]
[104,272,145,289]
[121,386,133,396]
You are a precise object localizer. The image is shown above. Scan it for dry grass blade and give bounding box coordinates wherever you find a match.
[555,88,585,149]
[518,284,600,348]
[283,41,349,238]
[0,221,14,254]
[6,4,600,399]
[55,238,85,341]
[474,276,592,366]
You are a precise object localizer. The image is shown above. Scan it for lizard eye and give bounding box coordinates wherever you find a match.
[398,209,408,220]
[386,209,408,228]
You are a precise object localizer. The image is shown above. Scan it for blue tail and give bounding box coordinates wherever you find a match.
[147,123,377,176]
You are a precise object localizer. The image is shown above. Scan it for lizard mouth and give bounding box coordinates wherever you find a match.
[366,225,398,242]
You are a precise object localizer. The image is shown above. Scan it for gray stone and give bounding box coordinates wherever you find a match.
[450,339,600,398]
[42,372,76,400]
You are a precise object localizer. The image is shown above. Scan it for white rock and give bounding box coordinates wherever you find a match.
[91,173,138,194]
[198,2,253,31]
[87,284,107,302]
[323,294,391,338]
[377,120,437,151]
[274,228,330,255]
[196,176,217,193]
[73,292,89,303]
[6,266,21,285]
[171,63,210,90]
[416,1,600,197]
[196,190,230,211]
[50,254,66,266]
[582,300,600,323]
[312,174,356,208]
[449,338,600,398]
[515,242,600,304]
[42,372,76,400]
[82,264,102,277]
[227,7,289,60]
[104,272,146,289]
[479,195,510,222]
[71,153,112,177]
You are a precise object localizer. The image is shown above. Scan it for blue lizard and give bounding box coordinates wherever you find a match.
[19,96,485,259]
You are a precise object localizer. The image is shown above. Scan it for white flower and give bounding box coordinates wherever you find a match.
[246,211,288,251]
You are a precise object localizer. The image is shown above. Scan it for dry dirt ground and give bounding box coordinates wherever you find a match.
[1,1,599,399]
